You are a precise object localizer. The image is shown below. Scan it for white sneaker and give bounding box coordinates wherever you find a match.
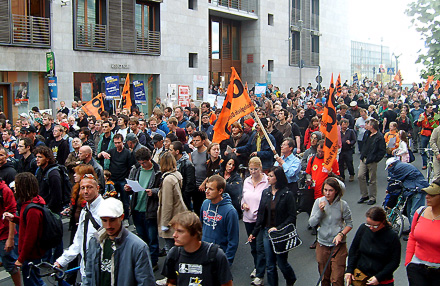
[156,278,167,286]
[250,268,256,278]
[251,277,264,285]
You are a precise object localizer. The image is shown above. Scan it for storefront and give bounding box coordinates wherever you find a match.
[73,72,158,116]
[0,71,50,122]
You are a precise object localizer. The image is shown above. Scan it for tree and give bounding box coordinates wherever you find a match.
[406,0,440,79]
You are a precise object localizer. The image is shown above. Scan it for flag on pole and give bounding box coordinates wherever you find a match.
[82,93,104,120]
[121,74,132,110]
[321,74,339,171]
[212,67,255,143]
[435,80,440,90]
[425,75,434,91]
[335,74,342,95]
[394,70,402,86]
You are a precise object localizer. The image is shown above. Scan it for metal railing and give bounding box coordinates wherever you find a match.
[209,0,257,14]
[136,30,160,55]
[75,23,107,50]
[10,14,50,47]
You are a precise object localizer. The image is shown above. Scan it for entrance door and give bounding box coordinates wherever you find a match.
[0,85,8,118]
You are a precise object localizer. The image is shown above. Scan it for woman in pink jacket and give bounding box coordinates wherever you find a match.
[242,157,269,286]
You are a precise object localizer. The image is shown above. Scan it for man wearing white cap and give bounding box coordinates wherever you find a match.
[84,197,155,286]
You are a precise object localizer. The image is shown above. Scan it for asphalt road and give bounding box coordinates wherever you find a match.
[0,153,423,286]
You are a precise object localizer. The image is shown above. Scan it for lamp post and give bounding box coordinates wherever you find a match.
[393,53,401,73]
[298,19,303,87]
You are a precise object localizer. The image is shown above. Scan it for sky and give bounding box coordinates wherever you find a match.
[349,0,425,83]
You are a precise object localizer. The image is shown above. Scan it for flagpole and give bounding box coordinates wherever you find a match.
[252,110,277,155]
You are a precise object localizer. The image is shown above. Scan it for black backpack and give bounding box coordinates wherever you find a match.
[43,165,73,206]
[23,203,63,251]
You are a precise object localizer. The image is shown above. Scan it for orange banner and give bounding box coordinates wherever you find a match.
[121,73,132,110]
[81,93,104,120]
[335,74,342,96]
[322,74,338,171]
[394,70,402,86]
[425,75,434,91]
[212,67,255,143]
[435,80,440,90]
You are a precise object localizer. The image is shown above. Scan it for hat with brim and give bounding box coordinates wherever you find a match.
[422,183,440,195]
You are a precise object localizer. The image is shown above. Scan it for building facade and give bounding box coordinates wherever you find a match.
[351,40,392,83]
[0,0,350,122]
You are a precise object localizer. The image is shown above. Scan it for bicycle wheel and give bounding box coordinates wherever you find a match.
[386,208,404,238]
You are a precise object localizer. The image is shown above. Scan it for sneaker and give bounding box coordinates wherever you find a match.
[123,220,129,228]
[367,199,376,205]
[156,278,167,286]
[250,269,256,278]
[251,277,264,285]
[309,241,317,249]
[349,175,355,182]
[357,197,369,204]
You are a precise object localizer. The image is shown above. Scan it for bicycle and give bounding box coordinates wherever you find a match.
[29,261,80,286]
[420,147,434,183]
[383,180,411,238]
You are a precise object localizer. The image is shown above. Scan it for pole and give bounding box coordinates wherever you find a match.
[252,110,277,155]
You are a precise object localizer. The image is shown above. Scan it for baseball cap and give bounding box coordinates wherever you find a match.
[152,134,163,143]
[125,133,137,142]
[19,113,29,118]
[385,157,399,170]
[21,126,37,133]
[422,183,440,196]
[98,198,124,218]
[350,101,357,107]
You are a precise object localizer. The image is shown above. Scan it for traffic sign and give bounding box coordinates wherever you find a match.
[387,68,395,75]
[316,75,322,83]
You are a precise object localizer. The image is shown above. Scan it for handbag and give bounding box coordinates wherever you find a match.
[351,268,369,286]
[268,223,302,254]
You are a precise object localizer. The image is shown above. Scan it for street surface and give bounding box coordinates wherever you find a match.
[0,153,419,285]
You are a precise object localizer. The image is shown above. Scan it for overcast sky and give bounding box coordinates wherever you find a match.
[349,0,425,83]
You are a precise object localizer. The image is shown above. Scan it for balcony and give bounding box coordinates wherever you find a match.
[74,22,160,55]
[209,0,258,20]
[0,14,51,48]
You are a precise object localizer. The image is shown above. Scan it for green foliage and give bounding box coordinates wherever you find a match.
[406,0,440,79]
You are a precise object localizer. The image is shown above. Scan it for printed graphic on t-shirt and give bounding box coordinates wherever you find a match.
[178,263,202,274]
[202,209,223,227]
[189,277,203,286]
[101,258,112,273]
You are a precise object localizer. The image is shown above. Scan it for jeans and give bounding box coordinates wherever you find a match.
[407,192,426,225]
[0,238,18,274]
[164,238,175,253]
[407,262,440,286]
[420,135,430,167]
[132,210,159,265]
[357,140,363,154]
[22,258,46,286]
[339,149,355,179]
[114,180,130,218]
[412,125,420,151]
[263,228,297,286]
[244,222,266,279]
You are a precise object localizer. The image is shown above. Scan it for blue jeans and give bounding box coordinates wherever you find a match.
[263,228,297,286]
[114,180,130,218]
[0,237,18,274]
[244,222,266,278]
[22,258,46,286]
[132,210,159,265]
[407,192,427,225]
[420,135,430,166]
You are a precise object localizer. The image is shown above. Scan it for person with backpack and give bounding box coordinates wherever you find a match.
[17,137,38,174]
[158,211,233,286]
[3,173,49,286]
[55,173,103,281]
[84,198,155,286]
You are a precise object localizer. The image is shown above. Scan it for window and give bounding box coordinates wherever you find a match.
[312,35,319,53]
[268,60,274,72]
[292,0,300,9]
[188,0,197,10]
[311,0,319,15]
[211,21,220,59]
[268,14,274,26]
[189,53,198,68]
[292,31,300,51]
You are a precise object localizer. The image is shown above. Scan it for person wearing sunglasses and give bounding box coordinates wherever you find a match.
[345,207,401,286]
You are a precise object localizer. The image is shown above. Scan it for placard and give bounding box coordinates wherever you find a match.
[13,82,29,105]
[48,77,57,101]
[133,80,146,104]
[178,85,190,107]
[104,76,120,100]
[255,83,267,97]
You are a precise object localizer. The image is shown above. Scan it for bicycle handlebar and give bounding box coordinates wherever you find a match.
[28,261,65,279]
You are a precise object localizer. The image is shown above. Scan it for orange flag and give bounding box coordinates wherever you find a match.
[121,74,132,110]
[394,70,402,86]
[335,74,342,96]
[81,93,104,120]
[425,75,434,91]
[435,80,440,90]
[321,74,339,171]
[212,67,255,143]
[320,74,335,134]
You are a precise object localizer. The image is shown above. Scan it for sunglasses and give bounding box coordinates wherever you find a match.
[364,223,381,229]
[81,174,96,180]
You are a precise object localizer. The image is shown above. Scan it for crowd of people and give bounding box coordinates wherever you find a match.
[0,78,438,286]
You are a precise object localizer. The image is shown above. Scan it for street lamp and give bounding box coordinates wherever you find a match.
[392,53,402,73]
[298,19,303,87]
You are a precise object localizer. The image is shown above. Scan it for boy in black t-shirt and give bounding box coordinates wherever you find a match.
[157,211,233,286]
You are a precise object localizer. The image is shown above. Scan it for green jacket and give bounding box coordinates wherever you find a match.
[97,132,115,170]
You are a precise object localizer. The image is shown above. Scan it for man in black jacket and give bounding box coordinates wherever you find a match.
[17,137,38,174]
[0,147,16,186]
[169,141,196,210]
[339,119,357,182]
[125,147,161,270]
[358,119,386,205]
